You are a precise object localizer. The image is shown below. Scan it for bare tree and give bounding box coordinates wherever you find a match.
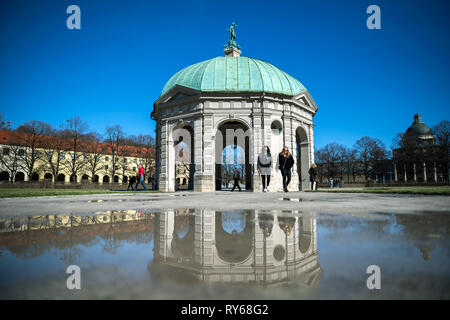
[105,125,124,182]
[432,120,449,182]
[0,143,24,182]
[315,143,346,181]
[39,129,67,183]
[60,117,89,182]
[0,114,11,130]
[84,131,105,182]
[343,147,358,183]
[354,136,387,184]
[128,134,156,183]
[16,120,54,182]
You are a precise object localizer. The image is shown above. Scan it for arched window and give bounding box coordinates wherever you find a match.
[31,172,40,182]
[103,176,110,183]
[0,171,9,182]
[15,172,25,182]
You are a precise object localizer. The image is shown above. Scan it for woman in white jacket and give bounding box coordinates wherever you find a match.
[257,146,273,192]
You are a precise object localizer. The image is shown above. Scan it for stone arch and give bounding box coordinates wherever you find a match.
[123,176,128,184]
[214,117,252,132]
[167,122,195,192]
[171,210,195,261]
[93,175,99,183]
[103,175,110,183]
[15,172,25,182]
[298,216,312,254]
[0,171,9,182]
[114,175,120,183]
[57,174,65,183]
[81,174,89,182]
[31,172,40,182]
[295,125,310,191]
[44,173,53,181]
[215,120,252,191]
[70,174,77,183]
[215,210,253,263]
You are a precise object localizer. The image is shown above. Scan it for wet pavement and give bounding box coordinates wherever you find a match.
[0,207,449,299]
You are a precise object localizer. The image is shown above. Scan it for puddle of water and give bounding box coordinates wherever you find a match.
[0,209,448,299]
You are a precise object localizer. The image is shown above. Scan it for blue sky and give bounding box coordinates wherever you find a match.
[0,0,449,150]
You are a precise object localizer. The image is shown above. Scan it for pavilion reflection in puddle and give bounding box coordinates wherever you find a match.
[0,209,321,287]
[152,209,322,287]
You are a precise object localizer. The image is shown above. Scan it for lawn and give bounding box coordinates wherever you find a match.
[306,186,450,195]
[0,188,159,198]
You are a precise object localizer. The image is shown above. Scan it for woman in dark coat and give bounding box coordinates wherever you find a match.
[278,146,294,192]
[308,163,319,190]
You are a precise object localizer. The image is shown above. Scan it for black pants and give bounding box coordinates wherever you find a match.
[281,169,291,190]
[231,179,241,191]
[261,175,270,189]
[127,182,135,191]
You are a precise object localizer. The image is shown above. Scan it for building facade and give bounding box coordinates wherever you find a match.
[152,26,318,192]
[393,114,448,183]
[0,130,155,185]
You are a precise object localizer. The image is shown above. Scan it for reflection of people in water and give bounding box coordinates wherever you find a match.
[278,216,295,236]
[258,214,274,237]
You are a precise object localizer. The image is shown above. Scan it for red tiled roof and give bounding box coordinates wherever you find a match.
[0,130,155,158]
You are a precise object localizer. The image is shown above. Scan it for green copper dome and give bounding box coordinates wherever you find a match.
[161,56,306,97]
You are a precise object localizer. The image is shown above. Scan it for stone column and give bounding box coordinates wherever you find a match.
[158,120,170,191]
[423,162,427,183]
[252,108,263,192]
[394,162,398,182]
[434,162,438,182]
[157,210,174,262]
[202,114,215,192]
[193,114,209,192]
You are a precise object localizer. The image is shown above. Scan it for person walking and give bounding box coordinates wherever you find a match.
[329,176,334,189]
[127,175,136,191]
[135,164,147,191]
[230,168,241,192]
[309,163,319,191]
[257,146,272,192]
[278,146,294,192]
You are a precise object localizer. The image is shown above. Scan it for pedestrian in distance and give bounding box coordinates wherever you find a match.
[135,164,147,191]
[257,145,272,192]
[127,175,136,191]
[278,146,294,192]
[230,168,241,192]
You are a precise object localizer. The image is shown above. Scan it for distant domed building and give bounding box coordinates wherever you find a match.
[393,113,444,183]
[152,24,318,192]
[405,113,435,146]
